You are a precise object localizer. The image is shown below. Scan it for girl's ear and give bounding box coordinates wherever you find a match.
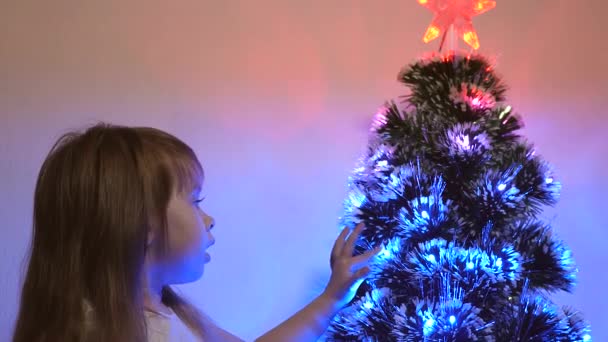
[145,228,161,262]
[147,229,155,247]
[146,214,162,249]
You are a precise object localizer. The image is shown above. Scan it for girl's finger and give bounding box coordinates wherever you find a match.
[351,246,382,269]
[343,223,365,257]
[331,226,350,265]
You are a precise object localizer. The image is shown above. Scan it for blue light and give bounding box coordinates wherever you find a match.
[349,189,366,207]
[377,160,388,167]
[423,317,435,336]
[497,183,507,191]
[363,301,373,309]
[467,261,474,269]
[496,258,502,267]
[449,315,456,324]
[583,334,591,342]
[560,248,573,267]
[421,210,430,219]
[377,238,402,261]
[426,254,436,262]
[545,177,554,184]
[389,173,400,187]
[381,249,391,258]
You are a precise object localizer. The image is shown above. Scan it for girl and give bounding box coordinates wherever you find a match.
[12,122,381,342]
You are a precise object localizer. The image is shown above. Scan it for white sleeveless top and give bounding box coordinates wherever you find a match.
[82,300,202,341]
[144,309,203,342]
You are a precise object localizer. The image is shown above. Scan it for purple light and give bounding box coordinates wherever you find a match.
[456,134,471,150]
[371,105,390,130]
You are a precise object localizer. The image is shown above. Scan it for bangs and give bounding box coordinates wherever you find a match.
[165,152,204,195]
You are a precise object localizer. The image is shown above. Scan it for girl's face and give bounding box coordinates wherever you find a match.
[148,184,215,286]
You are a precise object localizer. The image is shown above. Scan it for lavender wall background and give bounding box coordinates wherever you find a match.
[1,0,606,340]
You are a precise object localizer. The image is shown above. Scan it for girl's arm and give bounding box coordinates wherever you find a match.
[255,224,380,342]
[253,292,341,342]
[205,323,246,342]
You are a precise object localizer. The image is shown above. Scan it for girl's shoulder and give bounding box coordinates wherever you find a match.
[145,308,203,342]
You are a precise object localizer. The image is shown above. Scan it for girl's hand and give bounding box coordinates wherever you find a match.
[321,223,381,310]
[253,223,380,342]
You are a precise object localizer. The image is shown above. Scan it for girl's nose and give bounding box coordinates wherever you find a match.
[203,213,215,231]
[208,216,215,231]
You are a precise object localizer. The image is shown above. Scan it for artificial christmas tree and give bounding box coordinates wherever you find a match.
[322,1,591,341]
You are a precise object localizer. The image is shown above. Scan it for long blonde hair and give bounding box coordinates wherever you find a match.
[13,122,211,341]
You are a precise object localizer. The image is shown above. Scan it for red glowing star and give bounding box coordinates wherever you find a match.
[418,0,495,50]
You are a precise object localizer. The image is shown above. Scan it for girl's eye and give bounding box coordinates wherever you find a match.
[194,196,206,205]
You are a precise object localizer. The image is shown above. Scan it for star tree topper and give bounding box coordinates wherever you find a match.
[418,0,496,50]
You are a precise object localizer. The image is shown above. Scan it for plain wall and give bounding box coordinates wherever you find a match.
[1,0,606,340]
